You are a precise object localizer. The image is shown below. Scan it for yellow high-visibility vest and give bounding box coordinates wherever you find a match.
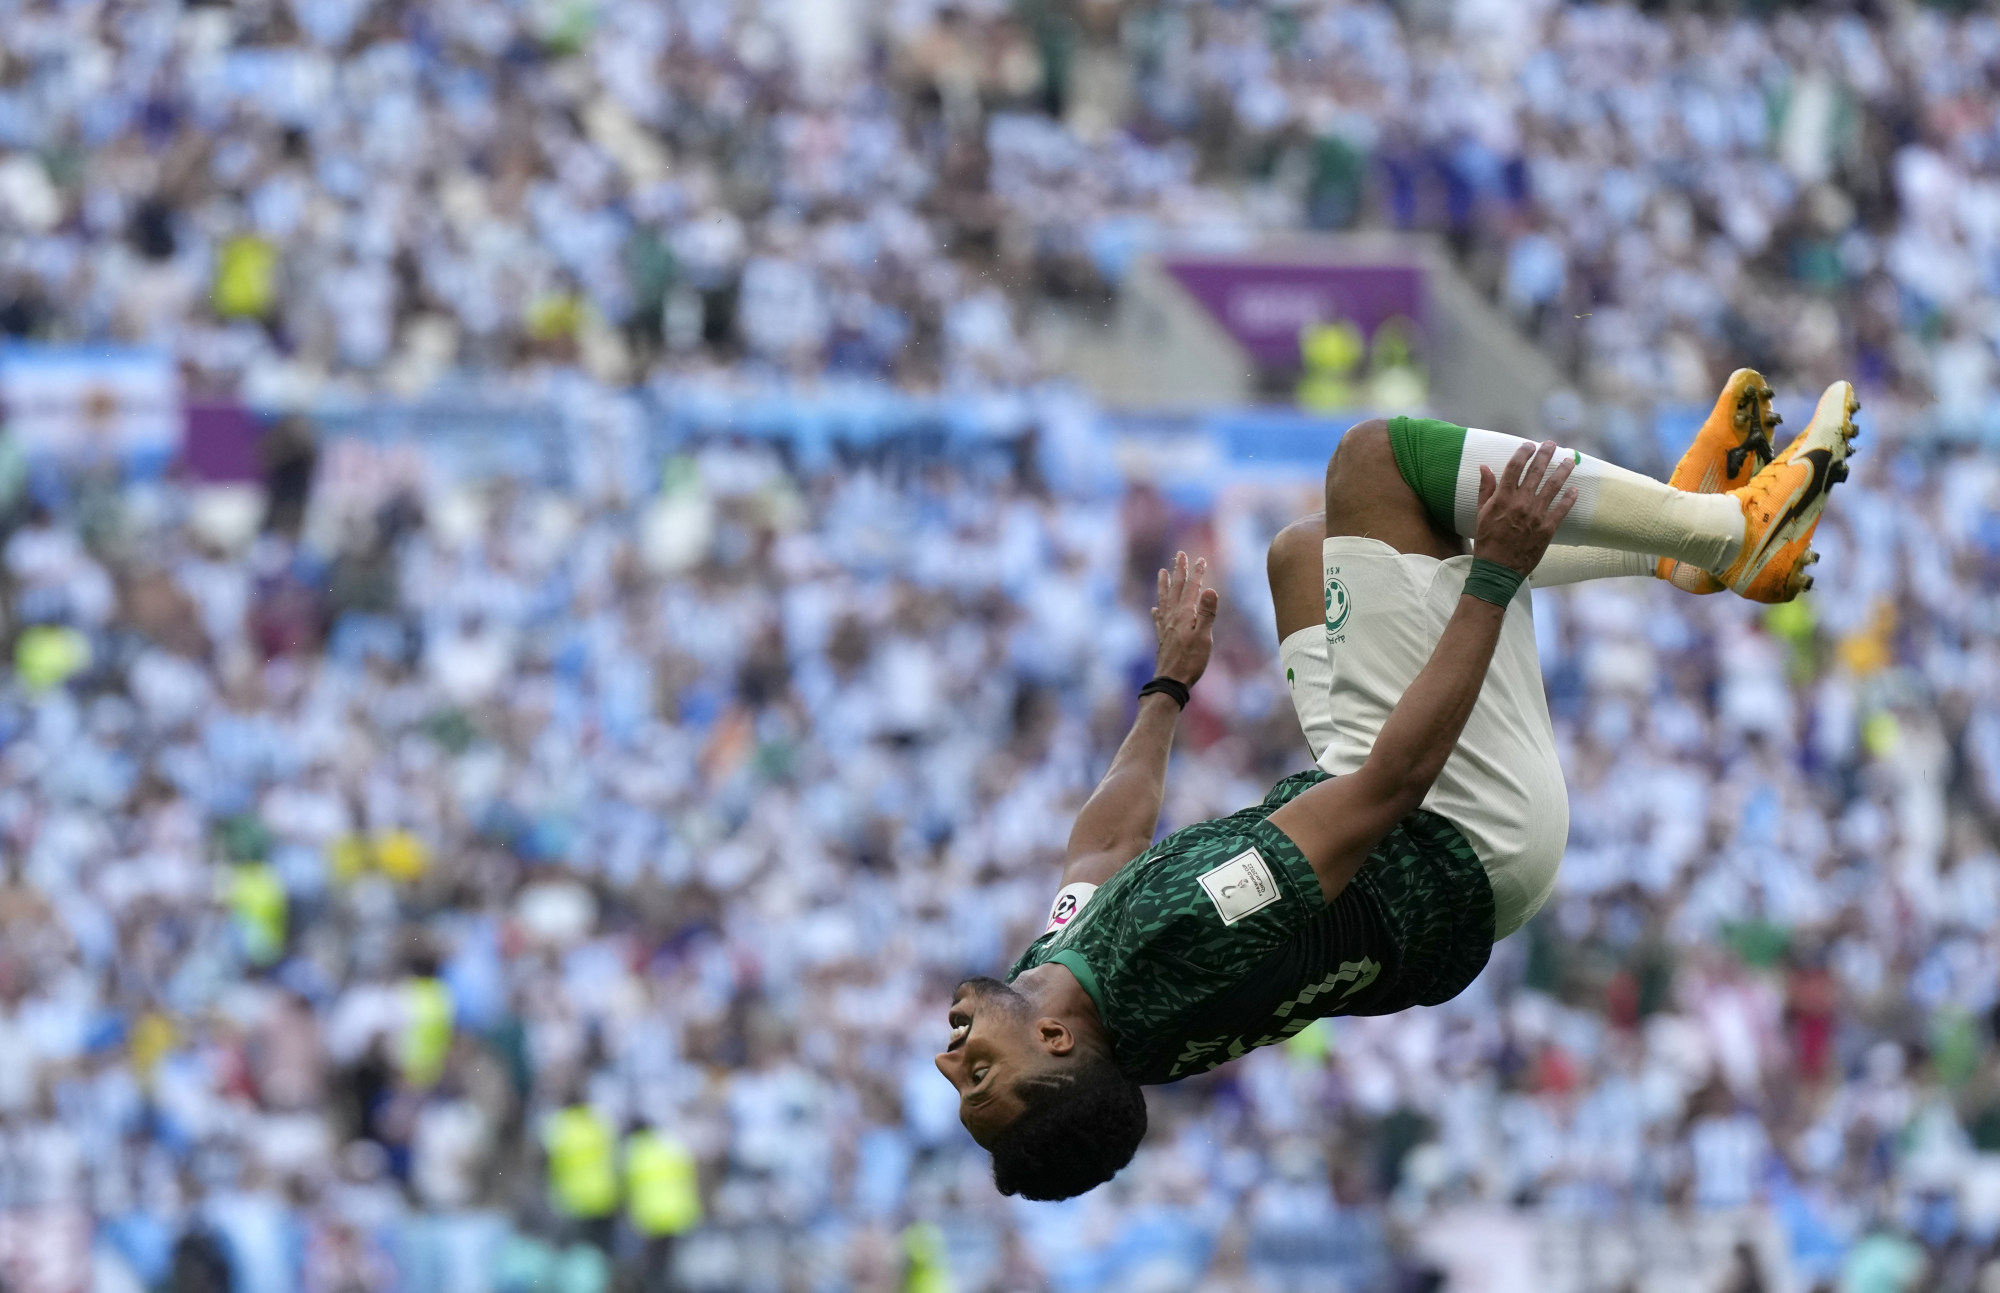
[227,863,287,966]
[902,1222,954,1293]
[1296,320,1364,411]
[214,236,277,318]
[624,1130,702,1236]
[399,976,453,1089]
[329,834,371,884]
[14,625,90,692]
[374,830,430,883]
[545,1106,619,1219]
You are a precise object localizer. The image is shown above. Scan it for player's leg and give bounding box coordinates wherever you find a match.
[1317,420,1694,590]
[1296,368,1802,607]
[1269,512,1336,761]
[1518,368,1789,589]
[1526,546,1654,587]
[1273,420,1466,765]
[1322,418,1464,561]
[1382,380,1858,603]
[1268,511,1327,644]
[1388,415,1740,565]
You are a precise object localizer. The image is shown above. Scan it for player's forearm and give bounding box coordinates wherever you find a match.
[1065,693,1182,856]
[1362,594,1506,808]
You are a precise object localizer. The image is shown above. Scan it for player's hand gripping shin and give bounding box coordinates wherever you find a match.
[1474,440,1580,576]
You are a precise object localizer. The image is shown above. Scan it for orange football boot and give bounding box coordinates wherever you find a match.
[1656,368,1780,594]
[1714,380,1861,603]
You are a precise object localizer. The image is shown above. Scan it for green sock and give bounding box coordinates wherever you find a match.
[1386,416,1466,534]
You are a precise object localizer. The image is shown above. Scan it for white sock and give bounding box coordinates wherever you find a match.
[1454,429,1744,573]
[1528,546,1656,588]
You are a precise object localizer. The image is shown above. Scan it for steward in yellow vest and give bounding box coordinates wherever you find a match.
[624,1127,702,1237]
[543,1104,619,1220]
[398,975,453,1089]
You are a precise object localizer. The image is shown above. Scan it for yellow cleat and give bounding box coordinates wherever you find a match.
[1715,380,1861,604]
[1657,369,1780,594]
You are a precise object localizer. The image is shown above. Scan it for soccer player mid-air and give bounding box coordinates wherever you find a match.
[936,373,1861,1201]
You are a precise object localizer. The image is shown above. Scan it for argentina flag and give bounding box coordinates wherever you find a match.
[0,343,179,466]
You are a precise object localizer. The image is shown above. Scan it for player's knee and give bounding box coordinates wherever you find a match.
[1325,418,1394,495]
[1266,513,1323,575]
[1267,512,1329,643]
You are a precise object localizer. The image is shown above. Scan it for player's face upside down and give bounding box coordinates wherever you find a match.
[935,977,1044,1146]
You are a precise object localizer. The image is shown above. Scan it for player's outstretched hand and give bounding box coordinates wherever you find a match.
[1474,440,1579,576]
[1152,551,1219,687]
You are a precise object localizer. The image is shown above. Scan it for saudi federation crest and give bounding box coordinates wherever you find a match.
[1324,575,1351,639]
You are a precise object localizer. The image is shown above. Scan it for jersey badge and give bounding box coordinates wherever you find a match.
[1042,882,1098,936]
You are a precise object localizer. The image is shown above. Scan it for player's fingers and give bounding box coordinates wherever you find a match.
[1541,453,1577,503]
[1197,586,1219,624]
[1525,440,1558,492]
[1549,486,1580,527]
[1502,442,1533,490]
[1478,463,1497,507]
[1157,565,1169,608]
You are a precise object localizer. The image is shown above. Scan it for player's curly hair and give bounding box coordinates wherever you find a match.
[988,1058,1147,1200]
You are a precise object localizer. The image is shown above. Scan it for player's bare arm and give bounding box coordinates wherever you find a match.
[1059,551,1219,889]
[1270,439,1576,900]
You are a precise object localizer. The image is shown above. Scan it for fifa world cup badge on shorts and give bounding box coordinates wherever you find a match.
[1198,849,1281,925]
[1324,572,1350,644]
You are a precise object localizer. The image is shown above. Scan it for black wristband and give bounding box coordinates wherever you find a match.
[1138,676,1192,708]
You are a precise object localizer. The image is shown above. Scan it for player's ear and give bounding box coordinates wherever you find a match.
[1035,1017,1076,1057]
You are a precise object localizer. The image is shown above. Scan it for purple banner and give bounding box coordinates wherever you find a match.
[1163,259,1425,368]
[183,402,265,482]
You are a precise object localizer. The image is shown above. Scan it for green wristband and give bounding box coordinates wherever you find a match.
[1463,557,1526,607]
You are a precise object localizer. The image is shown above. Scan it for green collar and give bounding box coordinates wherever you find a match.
[1048,949,1104,1018]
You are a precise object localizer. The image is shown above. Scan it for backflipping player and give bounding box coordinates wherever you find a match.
[935,373,1861,1201]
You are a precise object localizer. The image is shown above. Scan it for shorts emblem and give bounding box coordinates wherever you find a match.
[1325,575,1351,639]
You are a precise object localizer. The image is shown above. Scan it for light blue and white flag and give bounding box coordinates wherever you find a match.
[0,344,179,461]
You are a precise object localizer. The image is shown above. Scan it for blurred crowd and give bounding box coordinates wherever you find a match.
[4,0,2000,415]
[1157,0,2000,415]
[0,0,1210,400]
[2,0,2000,1292]
[0,408,1995,1293]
